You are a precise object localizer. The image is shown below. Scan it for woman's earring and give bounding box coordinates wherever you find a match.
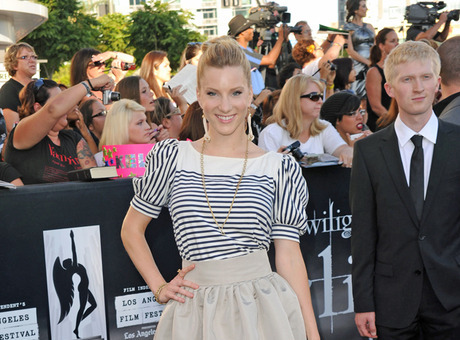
[202,114,211,141]
[247,110,254,141]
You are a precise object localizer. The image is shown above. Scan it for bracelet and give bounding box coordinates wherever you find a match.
[86,78,95,91]
[80,81,91,95]
[319,78,327,84]
[154,283,168,305]
[327,83,335,90]
[250,103,258,111]
[327,39,333,44]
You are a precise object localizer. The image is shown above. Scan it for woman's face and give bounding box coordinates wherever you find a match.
[154,57,171,83]
[355,1,368,18]
[128,111,153,144]
[197,66,252,140]
[86,55,106,79]
[381,31,399,55]
[139,78,155,112]
[188,50,203,66]
[348,67,357,83]
[15,47,37,78]
[89,100,107,139]
[300,83,323,121]
[336,108,364,135]
[164,103,183,139]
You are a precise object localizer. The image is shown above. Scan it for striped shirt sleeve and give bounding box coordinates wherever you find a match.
[271,155,309,241]
[130,139,178,218]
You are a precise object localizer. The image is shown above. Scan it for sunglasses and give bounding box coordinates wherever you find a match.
[187,42,202,47]
[34,78,45,93]
[300,92,322,102]
[166,108,182,118]
[343,109,366,117]
[92,110,107,119]
[88,61,106,68]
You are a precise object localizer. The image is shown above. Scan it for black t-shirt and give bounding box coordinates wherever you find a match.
[0,162,21,183]
[0,78,24,112]
[4,128,82,184]
[406,25,441,41]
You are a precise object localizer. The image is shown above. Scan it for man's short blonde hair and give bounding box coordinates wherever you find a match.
[384,41,440,85]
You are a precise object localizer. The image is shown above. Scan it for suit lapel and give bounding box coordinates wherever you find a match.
[379,125,420,226]
[422,120,450,221]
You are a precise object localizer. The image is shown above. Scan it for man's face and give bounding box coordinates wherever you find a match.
[385,60,440,120]
[238,28,254,42]
[294,23,312,41]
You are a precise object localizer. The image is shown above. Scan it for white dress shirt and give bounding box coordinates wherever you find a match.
[394,112,438,198]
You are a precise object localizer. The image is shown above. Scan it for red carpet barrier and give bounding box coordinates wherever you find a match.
[0,166,361,339]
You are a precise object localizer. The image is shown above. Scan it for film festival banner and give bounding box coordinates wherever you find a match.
[0,166,362,339]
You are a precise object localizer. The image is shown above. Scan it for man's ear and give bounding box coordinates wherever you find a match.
[384,82,394,98]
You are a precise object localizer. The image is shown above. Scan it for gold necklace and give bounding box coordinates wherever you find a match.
[200,138,249,235]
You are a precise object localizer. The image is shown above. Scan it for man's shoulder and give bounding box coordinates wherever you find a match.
[439,94,460,125]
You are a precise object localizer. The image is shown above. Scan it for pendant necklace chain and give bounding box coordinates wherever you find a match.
[200,138,249,235]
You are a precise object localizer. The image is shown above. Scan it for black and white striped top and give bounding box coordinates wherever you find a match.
[131,139,309,261]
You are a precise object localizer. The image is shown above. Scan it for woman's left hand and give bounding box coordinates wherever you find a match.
[157,264,200,304]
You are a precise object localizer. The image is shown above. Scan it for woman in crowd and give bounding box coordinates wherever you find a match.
[70,48,133,103]
[332,57,356,92]
[320,91,372,146]
[121,36,320,340]
[79,98,107,146]
[140,50,188,115]
[258,74,353,167]
[178,101,204,141]
[179,42,203,69]
[99,99,154,147]
[151,97,183,140]
[365,28,398,131]
[4,75,113,184]
[344,0,375,100]
[291,36,345,80]
[115,76,169,142]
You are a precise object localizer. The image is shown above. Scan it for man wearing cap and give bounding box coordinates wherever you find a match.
[228,14,289,95]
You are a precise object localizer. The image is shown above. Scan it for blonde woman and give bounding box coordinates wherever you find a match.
[258,74,353,167]
[121,36,320,340]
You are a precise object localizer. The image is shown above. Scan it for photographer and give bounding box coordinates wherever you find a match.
[407,11,452,42]
[228,14,289,95]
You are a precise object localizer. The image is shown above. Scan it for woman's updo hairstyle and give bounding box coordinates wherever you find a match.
[197,36,251,89]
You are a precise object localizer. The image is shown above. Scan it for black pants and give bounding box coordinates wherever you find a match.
[377,273,460,340]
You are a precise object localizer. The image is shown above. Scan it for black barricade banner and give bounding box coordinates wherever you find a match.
[0,167,362,339]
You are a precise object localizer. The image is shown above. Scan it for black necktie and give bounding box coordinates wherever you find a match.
[410,135,424,220]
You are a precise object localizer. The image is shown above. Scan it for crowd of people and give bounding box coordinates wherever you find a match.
[1,0,460,338]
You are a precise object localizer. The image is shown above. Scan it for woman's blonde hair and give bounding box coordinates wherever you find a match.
[267,74,326,139]
[197,36,251,89]
[99,99,146,149]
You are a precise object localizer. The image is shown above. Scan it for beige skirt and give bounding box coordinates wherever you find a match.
[153,250,306,340]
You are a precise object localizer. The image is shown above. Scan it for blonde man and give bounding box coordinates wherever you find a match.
[350,41,460,339]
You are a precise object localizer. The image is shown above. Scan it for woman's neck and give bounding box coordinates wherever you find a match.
[352,16,363,26]
[12,74,33,87]
[47,131,60,145]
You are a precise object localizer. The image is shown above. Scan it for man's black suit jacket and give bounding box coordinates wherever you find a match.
[350,119,460,328]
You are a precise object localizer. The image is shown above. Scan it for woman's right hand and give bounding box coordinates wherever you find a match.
[157,264,199,304]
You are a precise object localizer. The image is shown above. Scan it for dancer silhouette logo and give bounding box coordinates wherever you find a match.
[44,226,107,340]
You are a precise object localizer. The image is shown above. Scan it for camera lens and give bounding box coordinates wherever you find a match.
[110,91,121,101]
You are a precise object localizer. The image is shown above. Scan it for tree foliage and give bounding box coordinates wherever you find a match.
[22,0,100,78]
[129,1,205,70]
[97,13,135,56]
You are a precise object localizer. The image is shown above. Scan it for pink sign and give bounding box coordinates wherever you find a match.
[102,144,154,178]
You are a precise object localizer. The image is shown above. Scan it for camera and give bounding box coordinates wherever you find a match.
[405,2,459,25]
[283,141,304,161]
[330,63,337,71]
[248,2,302,36]
[102,90,121,105]
[121,62,136,71]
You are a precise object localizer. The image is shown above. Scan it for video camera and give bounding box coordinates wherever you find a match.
[405,1,459,25]
[248,1,302,34]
